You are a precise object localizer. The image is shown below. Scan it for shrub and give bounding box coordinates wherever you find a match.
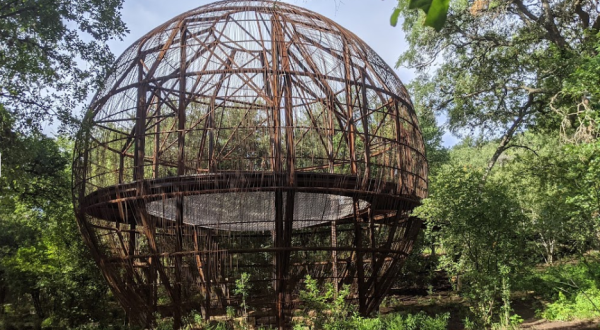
[383,312,449,330]
[541,289,600,321]
[293,275,449,330]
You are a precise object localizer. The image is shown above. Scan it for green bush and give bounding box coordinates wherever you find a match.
[541,289,600,321]
[525,261,600,301]
[293,275,449,330]
[352,317,384,330]
[383,312,449,330]
[518,259,600,321]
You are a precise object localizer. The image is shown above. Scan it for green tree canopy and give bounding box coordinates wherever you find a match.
[395,0,599,178]
[0,0,127,133]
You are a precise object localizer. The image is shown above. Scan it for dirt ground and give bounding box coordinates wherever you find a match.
[384,288,600,330]
[520,319,599,330]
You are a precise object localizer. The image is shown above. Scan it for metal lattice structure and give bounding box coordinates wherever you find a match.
[73,1,428,328]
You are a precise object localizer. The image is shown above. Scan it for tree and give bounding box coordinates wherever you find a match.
[391,0,451,31]
[0,119,121,328]
[414,163,529,326]
[0,0,127,133]
[395,0,600,180]
[408,80,450,173]
[0,5,128,322]
[553,38,600,143]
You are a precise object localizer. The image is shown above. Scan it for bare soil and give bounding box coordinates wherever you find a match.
[520,319,599,330]
[384,283,600,330]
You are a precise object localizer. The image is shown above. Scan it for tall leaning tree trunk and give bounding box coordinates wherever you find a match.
[31,288,44,330]
[482,96,534,182]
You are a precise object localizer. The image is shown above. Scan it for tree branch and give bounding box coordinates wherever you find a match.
[506,144,540,157]
[539,0,569,49]
[518,85,547,94]
[574,0,590,30]
[483,95,534,181]
[0,5,36,20]
[439,87,498,109]
[511,0,539,22]
[511,0,569,50]
[592,15,600,32]
[0,92,49,111]
[0,0,20,14]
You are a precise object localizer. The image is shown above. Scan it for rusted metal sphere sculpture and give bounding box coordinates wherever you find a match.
[73,0,428,328]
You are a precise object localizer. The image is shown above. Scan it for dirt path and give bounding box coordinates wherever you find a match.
[385,291,600,329]
[520,319,599,329]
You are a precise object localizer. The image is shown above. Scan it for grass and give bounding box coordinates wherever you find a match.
[515,257,600,322]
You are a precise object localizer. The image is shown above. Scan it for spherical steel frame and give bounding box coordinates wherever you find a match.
[73,1,428,328]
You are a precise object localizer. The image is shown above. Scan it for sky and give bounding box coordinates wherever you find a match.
[106,0,458,147]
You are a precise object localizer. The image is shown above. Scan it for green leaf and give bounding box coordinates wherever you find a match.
[390,8,401,27]
[424,0,450,31]
[408,0,433,11]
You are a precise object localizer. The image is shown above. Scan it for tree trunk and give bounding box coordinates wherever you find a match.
[31,289,44,330]
[483,99,532,181]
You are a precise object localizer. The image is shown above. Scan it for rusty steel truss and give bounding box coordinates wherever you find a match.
[73,1,428,328]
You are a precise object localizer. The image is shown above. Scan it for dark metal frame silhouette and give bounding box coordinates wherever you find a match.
[73,1,428,328]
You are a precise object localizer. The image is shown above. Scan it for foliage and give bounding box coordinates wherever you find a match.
[409,85,450,174]
[0,1,129,320]
[394,5,600,323]
[486,134,600,263]
[541,290,600,321]
[155,315,175,330]
[0,0,127,133]
[552,37,600,143]
[293,275,449,330]
[412,123,600,324]
[414,163,529,326]
[234,273,251,317]
[294,275,355,330]
[394,232,438,291]
[0,121,122,328]
[230,273,252,329]
[182,310,205,330]
[517,260,600,321]
[559,141,600,248]
[382,312,449,330]
[396,0,600,179]
[392,0,450,31]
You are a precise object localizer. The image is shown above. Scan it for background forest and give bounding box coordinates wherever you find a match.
[0,0,600,329]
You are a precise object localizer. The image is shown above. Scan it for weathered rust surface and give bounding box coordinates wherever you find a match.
[73,1,428,328]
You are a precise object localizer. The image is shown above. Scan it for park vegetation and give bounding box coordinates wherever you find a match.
[1,0,600,329]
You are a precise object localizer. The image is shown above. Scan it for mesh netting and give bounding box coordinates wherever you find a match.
[146,192,369,231]
[72,1,428,328]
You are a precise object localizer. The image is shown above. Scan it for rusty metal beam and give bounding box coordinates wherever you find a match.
[73,2,428,328]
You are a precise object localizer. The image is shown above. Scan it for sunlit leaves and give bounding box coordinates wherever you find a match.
[0,132,116,327]
[391,0,450,31]
[420,0,450,31]
[0,0,127,133]
[390,7,402,26]
[415,162,529,325]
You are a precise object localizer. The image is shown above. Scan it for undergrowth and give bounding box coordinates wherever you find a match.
[292,275,449,330]
[519,259,600,321]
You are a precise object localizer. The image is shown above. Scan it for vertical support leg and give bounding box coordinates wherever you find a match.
[368,207,377,301]
[127,223,137,325]
[174,196,184,330]
[273,190,294,329]
[353,199,366,315]
[204,232,213,320]
[193,227,209,318]
[331,221,338,296]
[148,256,157,316]
[173,21,188,330]
[274,190,285,330]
